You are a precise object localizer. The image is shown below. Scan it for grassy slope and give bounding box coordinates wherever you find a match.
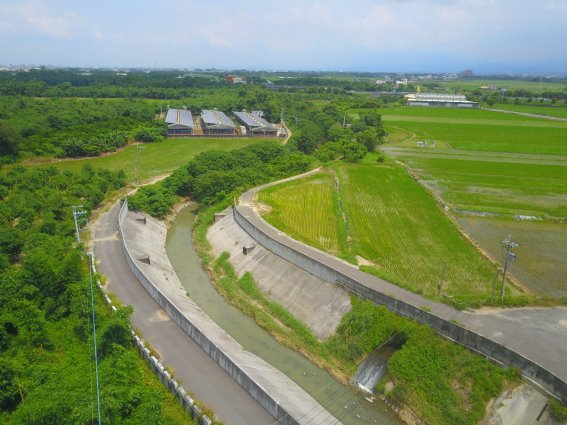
[25,138,273,181]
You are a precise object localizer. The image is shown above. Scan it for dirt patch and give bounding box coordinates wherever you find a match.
[356,255,378,268]
[253,202,272,215]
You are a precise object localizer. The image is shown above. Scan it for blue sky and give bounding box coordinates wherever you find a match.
[1,0,566,74]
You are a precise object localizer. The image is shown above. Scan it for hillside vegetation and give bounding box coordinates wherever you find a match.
[0,166,193,424]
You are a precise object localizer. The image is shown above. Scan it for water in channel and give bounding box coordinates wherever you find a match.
[166,206,402,425]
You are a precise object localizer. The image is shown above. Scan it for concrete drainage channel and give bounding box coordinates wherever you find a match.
[168,206,402,425]
[117,199,341,425]
[88,254,213,425]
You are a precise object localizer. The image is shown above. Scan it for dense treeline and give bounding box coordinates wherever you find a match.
[0,97,165,159]
[129,142,313,217]
[0,70,390,163]
[0,166,192,424]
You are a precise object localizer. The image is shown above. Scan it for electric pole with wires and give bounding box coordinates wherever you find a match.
[72,205,87,244]
[501,235,519,302]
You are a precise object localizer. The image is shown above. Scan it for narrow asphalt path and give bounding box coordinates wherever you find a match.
[238,174,567,383]
[93,202,274,425]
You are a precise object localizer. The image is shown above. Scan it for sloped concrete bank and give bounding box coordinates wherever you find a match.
[207,211,351,340]
[117,199,340,425]
[233,192,567,404]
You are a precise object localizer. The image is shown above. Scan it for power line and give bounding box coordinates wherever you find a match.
[87,253,102,425]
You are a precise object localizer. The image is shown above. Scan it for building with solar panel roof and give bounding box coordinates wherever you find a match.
[233,111,278,136]
[165,108,194,136]
[200,110,236,135]
[405,93,479,108]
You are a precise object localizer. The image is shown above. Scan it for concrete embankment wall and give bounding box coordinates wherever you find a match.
[118,199,339,425]
[233,205,567,403]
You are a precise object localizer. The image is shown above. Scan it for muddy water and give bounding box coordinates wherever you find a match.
[166,206,402,425]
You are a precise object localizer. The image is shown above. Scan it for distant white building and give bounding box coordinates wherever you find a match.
[405,93,479,108]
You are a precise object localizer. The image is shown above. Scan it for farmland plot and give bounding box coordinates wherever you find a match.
[259,172,346,255]
[338,164,496,302]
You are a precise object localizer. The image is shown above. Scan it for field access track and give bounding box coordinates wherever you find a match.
[235,171,567,403]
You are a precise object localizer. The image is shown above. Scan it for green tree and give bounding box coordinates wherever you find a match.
[342,141,367,162]
[0,121,20,158]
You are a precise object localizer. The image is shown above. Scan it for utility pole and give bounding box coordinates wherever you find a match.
[135,145,145,185]
[501,235,519,302]
[72,205,87,244]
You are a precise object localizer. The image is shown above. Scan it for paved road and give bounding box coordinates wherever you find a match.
[93,202,274,425]
[238,177,567,383]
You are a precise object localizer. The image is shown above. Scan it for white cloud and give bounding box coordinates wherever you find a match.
[0,1,79,37]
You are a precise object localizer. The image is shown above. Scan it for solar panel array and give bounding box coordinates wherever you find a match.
[201,110,235,128]
[165,109,194,127]
[233,111,277,130]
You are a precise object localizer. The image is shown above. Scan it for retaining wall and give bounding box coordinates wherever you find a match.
[233,205,567,403]
[118,199,333,425]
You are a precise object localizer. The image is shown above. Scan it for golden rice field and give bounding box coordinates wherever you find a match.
[258,172,345,255]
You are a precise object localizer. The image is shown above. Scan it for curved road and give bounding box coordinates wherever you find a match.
[93,202,274,425]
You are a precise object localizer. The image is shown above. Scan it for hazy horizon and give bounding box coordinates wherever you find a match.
[1,0,566,75]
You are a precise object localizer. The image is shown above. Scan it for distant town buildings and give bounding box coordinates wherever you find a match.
[226,75,247,84]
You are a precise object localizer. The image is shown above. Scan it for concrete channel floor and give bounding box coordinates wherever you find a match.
[238,174,567,384]
[93,202,275,425]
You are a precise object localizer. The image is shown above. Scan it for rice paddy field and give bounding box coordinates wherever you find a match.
[260,164,505,306]
[491,104,567,119]
[435,79,567,93]
[378,107,567,155]
[380,106,567,298]
[259,172,345,255]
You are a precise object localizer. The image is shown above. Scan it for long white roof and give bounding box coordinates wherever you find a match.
[233,111,276,130]
[165,109,194,128]
[201,110,235,128]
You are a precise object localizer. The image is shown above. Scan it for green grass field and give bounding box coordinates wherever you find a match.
[492,104,567,119]
[25,138,273,181]
[379,106,567,298]
[260,165,504,306]
[377,107,567,155]
[400,157,567,218]
[435,79,567,93]
[259,172,345,255]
